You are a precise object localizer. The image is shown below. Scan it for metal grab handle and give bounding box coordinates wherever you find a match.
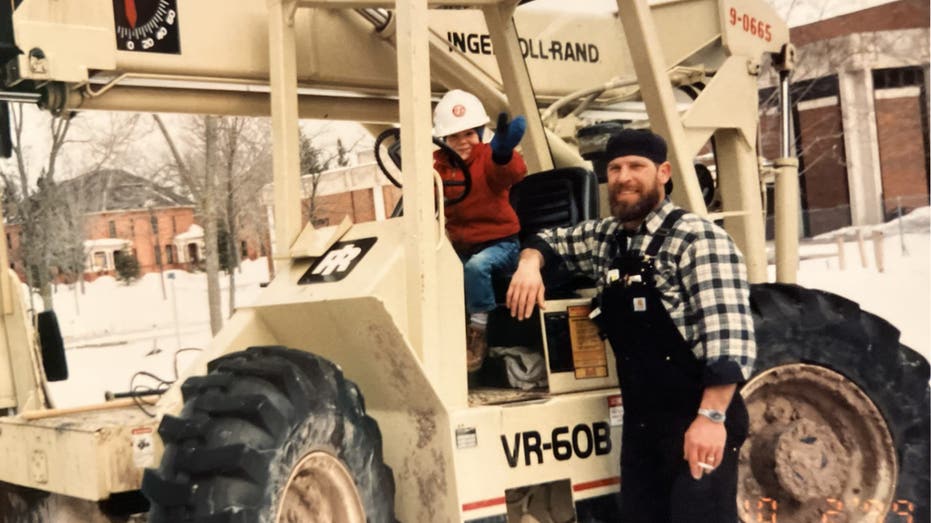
[433,170,446,250]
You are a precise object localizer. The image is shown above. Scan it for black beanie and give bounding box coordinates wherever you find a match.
[604,129,667,164]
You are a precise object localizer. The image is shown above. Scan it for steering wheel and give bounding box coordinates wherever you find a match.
[373,127,472,206]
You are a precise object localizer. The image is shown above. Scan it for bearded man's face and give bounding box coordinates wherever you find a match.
[606,155,670,223]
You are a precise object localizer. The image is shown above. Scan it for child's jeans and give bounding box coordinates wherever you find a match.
[459,238,520,314]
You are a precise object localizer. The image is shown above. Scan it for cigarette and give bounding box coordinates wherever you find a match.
[697,462,714,471]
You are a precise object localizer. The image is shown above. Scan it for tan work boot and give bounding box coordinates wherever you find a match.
[466,324,488,373]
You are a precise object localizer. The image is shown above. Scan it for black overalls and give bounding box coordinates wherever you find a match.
[592,210,748,523]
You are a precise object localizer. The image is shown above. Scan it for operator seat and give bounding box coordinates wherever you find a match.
[482,167,600,382]
[510,166,600,242]
[498,166,600,300]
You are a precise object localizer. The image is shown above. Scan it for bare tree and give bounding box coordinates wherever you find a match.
[300,130,332,228]
[153,114,224,335]
[759,0,927,175]
[335,138,351,167]
[1,104,73,312]
[61,114,144,307]
[216,116,271,317]
[301,129,364,227]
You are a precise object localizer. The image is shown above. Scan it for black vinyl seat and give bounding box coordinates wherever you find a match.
[481,167,601,386]
[510,166,599,243]
[492,167,600,302]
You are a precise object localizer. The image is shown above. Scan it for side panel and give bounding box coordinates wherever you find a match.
[0,410,160,499]
[452,391,622,520]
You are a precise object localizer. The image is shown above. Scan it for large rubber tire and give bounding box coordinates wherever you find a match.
[747,284,930,522]
[141,346,396,523]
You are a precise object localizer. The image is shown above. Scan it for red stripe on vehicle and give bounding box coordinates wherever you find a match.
[573,476,621,491]
[462,477,619,512]
[462,496,506,511]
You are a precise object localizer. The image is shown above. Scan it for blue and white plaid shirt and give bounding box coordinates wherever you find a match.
[526,198,756,383]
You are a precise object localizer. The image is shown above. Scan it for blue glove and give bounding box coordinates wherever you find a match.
[490,112,526,164]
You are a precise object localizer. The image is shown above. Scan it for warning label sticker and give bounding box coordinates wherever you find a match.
[456,427,478,449]
[608,395,623,427]
[568,305,608,379]
[132,427,155,468]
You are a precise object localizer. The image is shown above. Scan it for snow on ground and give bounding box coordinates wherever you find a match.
[789,208,930,358]
[41,210,930,409]
[43,259,272,408]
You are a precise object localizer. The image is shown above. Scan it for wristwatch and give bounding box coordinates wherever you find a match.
[698,408,726,423]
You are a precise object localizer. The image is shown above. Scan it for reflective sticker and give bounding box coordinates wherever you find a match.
[132,427,155,468]
[632,297,647,312]
[456,427,478,449]
[608,395,623,427]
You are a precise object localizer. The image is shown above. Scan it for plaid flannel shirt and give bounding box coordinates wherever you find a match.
[525,198,756,384]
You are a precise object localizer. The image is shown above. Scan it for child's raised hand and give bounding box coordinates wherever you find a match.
[490,112,526,164]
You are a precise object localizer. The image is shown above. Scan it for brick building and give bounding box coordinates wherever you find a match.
[5,169,212,282]
[760,0,929,236]
[262,152,403,248]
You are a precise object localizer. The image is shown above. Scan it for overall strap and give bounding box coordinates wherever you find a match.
[644,209,686,257]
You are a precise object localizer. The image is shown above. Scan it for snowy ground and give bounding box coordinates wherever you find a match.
[39,209,930,409]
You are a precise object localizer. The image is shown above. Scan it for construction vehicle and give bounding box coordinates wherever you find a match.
[0,0,928,522]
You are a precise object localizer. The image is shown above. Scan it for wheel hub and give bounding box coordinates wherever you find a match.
[277,450,365,523]
[738,364,897,523]
[773,418,848,502]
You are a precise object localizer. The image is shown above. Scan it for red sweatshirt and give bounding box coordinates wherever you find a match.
[433,142,527,255]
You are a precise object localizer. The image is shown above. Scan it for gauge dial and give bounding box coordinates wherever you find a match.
[113,0,180,54]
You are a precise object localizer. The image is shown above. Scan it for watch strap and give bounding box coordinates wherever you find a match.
[697,408,726,423]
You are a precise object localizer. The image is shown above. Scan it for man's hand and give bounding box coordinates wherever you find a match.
[506,249,545,320]
[683,415,727,480]
[683,384,736,479]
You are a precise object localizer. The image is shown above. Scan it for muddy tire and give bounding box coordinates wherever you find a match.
[141,346,396,523]
[743,284,929,523]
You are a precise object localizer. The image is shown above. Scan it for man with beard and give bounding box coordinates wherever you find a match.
[506,129,755,522]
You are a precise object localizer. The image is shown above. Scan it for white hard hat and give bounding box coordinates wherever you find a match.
[433,89,490,138]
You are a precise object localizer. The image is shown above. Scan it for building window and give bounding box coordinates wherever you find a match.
[165,244,175,264]
[93,252,108,270]
[241,240,248,259]
[171,216,177,234]
[873,66,924,90]
[150,215,159,234]
[108,220,116,238]
[154,245,162,265]
[4,233,9,246]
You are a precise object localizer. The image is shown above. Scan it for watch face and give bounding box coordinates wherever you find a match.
[113,0,181,54]
[700,409,726,422]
